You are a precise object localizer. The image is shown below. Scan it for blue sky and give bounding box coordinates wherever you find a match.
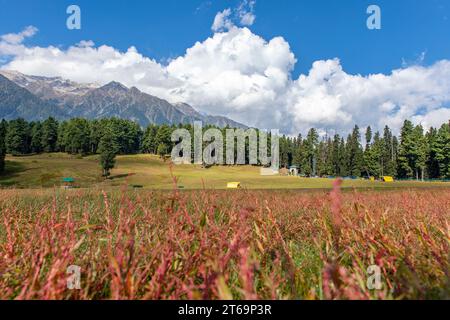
[0,0,450,134]
[1,0,450,76]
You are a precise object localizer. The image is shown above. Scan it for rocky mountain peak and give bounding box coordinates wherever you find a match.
[0,70,247,129]
[101,81,129,91]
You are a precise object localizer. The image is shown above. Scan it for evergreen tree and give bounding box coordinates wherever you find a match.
[292,134,303,168]
[157,143,169,159]
[413,125,427,180]
[280,135,293,168]
[317,138,333,176]
[365,126,373,148]
[330,134,341,176]
[154,125,172,156]
[6,118,30,155]
[372,131,384,176]
[346,126,364,177]
[325,137,334,175]
[382,126,397,177]
[392,136,399,175]
[63,118,91,155]
[89,120,103,154]
[0,120,7,173]
[364,130,382,178]
[107,118,142,154]
[316,140,326,176]
[142,125,158,154]
[338,137,347,176]
[57,121,68,152]
[363,127,374,177]
[30,121,43,153]
[435,122,450,179]
[41,117,59,153]
[300,128,319,176]
[426,127,440,179]
[0,115,448,180]
[397,120,415,178]
[98,129,118,178]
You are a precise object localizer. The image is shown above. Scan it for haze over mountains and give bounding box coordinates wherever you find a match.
[0,70,246,128]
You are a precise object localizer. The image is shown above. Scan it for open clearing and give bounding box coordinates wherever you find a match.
[0,154,448,300]
[1,153,449,190]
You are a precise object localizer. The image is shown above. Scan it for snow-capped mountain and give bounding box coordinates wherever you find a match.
[0,70,98,105]
[69,81,190,126]
[0,74,66,121]
[0,70,247,128]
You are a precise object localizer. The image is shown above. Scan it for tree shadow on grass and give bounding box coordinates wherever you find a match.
[108,173,130,180]
[108,173,135,180]
[0,161,29,187]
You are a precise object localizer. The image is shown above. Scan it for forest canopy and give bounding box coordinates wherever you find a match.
[0,117,449,180]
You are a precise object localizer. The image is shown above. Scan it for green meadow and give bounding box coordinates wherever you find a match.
[1,153,449,190]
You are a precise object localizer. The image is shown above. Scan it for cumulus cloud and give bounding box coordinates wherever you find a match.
[237,0,256,26]
[0,26,37,45]
[0,29,180,99]
[411,108,450,130]
[0,26,39,57]
[211,8,234,32]
[167,27,295,130]
[211,0,256,31]
[1,25,449,135]
[285,59,450,134]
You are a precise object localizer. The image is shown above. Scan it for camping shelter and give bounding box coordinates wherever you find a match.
[62,177,75,189]
[227,182,241,189]
[289,166,299,176]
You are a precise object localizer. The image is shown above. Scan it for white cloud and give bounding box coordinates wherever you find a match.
[411,108,450,130]
[167,28,296,130]
[402,50,427,68]
[0,26,37,45]
[240,12,256,26]
[288,59,450,134]
[1,25,449,135]
[211,1,256,31]
[238,0,256,26]
[0,29,180,99]
[76,40,95,48]
[211,8,233,32]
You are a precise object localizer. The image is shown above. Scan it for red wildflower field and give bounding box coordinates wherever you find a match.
[0,184,448,300]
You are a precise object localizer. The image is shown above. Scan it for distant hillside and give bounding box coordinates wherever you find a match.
[0,74,65,121]
[0,70,247,128]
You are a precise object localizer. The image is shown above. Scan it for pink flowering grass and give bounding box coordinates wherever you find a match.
[0,185,448,300]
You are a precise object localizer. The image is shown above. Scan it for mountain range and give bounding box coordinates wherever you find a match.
[0,70,246,128]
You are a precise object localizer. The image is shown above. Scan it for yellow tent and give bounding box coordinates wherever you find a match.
[227,182,241,189]
[382,176,394,182]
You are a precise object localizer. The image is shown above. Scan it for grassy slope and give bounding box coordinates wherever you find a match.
[1,153,449,190]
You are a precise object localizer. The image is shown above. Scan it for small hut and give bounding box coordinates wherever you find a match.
[62,177,75,189]
[289,166,299,176]
[227,182,241,189]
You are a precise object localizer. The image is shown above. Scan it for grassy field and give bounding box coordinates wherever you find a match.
[1,153,449,190]
[0,186,448,299]
[0,153,448,300]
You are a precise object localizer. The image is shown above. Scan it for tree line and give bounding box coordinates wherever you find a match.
[0,117,448,180]
[279,121,450,180]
